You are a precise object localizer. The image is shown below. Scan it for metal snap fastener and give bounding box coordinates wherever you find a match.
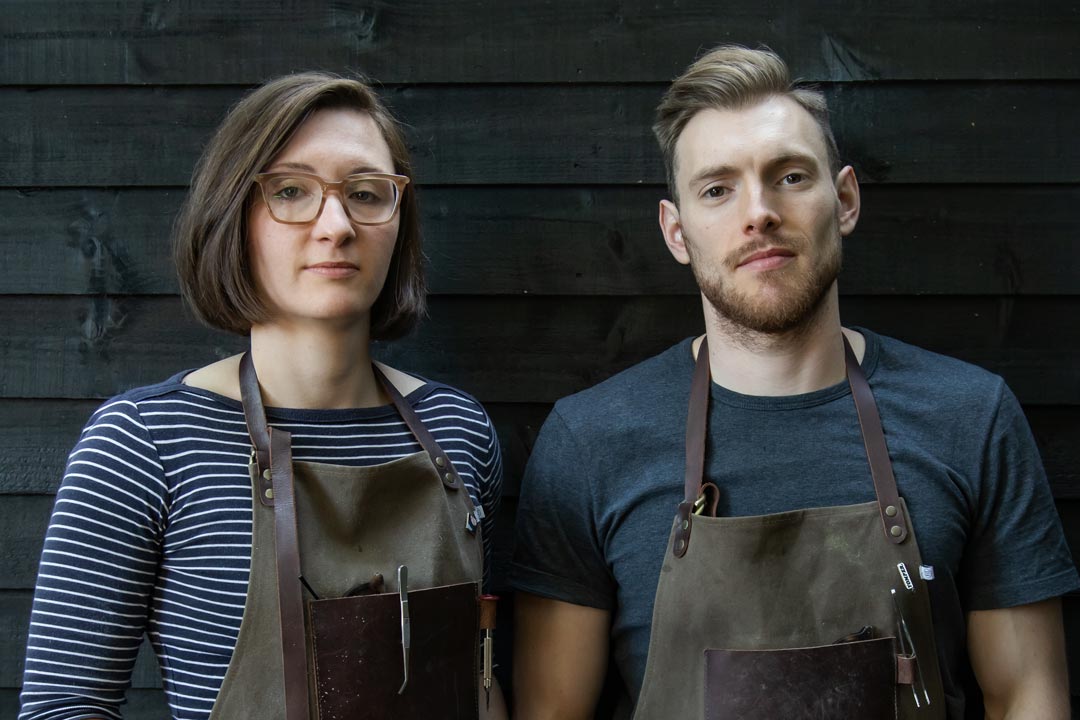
[435,456,446,468]
[885,505,898,517]
[264,488,274,500]
[444,472,455,484]
[681,519,690,530]
[890,525,903,537]
[262,469,271,481]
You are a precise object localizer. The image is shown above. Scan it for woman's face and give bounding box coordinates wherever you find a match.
[247,107,401,333]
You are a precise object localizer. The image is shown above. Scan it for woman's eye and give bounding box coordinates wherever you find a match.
[273,185,304,200]
[350,190,377,203]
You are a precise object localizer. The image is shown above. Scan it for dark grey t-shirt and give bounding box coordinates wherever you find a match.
[510,329,1078,718]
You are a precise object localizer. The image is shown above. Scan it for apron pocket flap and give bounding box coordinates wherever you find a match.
[704,637,896,720]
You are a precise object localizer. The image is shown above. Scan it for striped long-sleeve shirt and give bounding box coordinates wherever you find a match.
[19,371,503,720]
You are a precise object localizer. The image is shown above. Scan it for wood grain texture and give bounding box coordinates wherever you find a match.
[2,0,1077,84]
[3,185,1079,296]
[4,84,1079,187]
[2,295,1078,404]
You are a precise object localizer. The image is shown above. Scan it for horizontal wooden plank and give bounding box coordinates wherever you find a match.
[3,84,1079,187]
[3,184,1079,296]
[2,295,1079,404]
[2,0,1077,84]
[4,398,1079,502]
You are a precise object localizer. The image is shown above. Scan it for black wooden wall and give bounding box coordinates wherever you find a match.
[2,2,1078,717]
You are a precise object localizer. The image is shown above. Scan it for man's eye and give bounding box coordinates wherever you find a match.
[704,186,727,198]
[781,173,805,185]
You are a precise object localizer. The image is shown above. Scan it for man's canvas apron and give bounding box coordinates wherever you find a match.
[633,337,945,719]
[207,354,484,720]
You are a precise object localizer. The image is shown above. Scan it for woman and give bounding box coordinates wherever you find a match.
[20,73,505,720]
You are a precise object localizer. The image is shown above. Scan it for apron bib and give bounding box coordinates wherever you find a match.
[208,354,484,720]
[633,337,945,720]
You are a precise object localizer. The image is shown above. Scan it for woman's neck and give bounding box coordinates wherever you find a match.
[248,321,386,410]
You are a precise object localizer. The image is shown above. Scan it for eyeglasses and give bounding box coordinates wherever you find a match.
[253,172,410,226]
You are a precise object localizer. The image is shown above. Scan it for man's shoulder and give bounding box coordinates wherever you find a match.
[552,337,695,429]
[869,329,1005,393]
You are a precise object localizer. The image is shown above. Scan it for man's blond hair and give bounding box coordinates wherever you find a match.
[653,45,841,201]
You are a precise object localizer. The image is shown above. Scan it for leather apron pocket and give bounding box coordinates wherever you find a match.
[309,581,479,720]
[704,637,896,720]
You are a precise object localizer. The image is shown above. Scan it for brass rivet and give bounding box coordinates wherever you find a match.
[681,519,690,530]
[262,469,271,480]
[435,456,446,468]
[885,505,898,517]
[264,488,274,500]
[890,525,903,537]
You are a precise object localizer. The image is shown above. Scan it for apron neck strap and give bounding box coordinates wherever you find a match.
[680,334,909,545]
[238,353,470,497]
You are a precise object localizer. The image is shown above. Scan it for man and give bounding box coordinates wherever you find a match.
[510,45,1078,719]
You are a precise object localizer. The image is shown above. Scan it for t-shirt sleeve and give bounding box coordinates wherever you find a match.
[960,381,1080,610]
[510,405,616,610]
[19,399,168,720]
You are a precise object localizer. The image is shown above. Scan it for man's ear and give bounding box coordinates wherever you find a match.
[659,199,691,265]
[835,165,861,237]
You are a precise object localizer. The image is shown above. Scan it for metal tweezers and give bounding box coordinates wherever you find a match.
[397,565,410,695]
[892,588,931,708]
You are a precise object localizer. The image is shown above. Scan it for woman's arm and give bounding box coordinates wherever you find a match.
[19,399,167,720]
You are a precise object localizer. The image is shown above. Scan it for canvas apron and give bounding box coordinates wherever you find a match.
[207,354,485,720]
[633,337,946,719]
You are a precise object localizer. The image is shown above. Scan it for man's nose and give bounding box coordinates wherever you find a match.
[743,186,781,234]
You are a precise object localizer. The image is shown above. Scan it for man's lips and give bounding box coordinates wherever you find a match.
[736,247,796,270]
[305,261,360,277]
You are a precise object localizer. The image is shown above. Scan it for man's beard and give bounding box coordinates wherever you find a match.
[686,231,842,336]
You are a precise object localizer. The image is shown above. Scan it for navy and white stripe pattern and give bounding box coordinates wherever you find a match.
[20,372,502,720]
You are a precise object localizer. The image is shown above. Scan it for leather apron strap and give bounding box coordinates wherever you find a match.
[673,334,909,558]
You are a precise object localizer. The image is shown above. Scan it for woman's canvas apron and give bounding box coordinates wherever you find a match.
[633,337,945,719]
[207,354,484,720]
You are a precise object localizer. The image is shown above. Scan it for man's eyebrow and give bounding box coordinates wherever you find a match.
[688,164,737,188]
[766,152,820,170]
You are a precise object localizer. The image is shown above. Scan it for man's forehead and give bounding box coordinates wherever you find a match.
[674,96,829,178]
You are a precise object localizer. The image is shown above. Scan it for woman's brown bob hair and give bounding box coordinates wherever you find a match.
[173,72,425,339]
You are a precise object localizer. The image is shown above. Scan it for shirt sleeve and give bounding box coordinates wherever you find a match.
[510,405,616,610]
[19,399,168,720]
[960,381,1080,610]
[476,412,504,589]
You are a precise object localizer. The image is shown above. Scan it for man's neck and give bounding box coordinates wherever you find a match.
[248,320,386,410]
[696,290,864,397]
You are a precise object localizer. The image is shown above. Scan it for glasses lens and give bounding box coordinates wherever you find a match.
[343,177,399,224]
[262,175,322,223]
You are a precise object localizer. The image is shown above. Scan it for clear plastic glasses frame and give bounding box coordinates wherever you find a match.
[253,171,410,225]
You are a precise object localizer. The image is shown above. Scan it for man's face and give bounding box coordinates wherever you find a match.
[659,95,859,335]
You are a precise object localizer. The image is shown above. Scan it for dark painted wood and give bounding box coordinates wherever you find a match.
[4,84,1079,187]
[2,295,1078,404]
[2,0,1077,84]
[3,185,1080,296]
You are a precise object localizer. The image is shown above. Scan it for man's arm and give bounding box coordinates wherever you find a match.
[513,593,611,720]
[968,597,1070,719]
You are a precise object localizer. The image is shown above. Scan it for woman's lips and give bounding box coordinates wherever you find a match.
[306,262,359,278]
